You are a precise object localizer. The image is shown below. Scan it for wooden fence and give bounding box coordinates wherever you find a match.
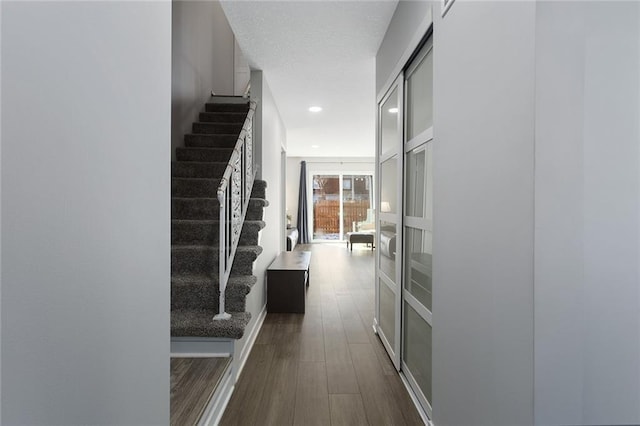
[313,200,371,235]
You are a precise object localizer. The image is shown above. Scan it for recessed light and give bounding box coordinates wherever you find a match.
[388,107,398,113]
[311,145,320,149]
[309,106,322,113]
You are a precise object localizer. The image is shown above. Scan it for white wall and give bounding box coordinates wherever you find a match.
[534,2,640,424]
[286,157,374,227]
[236,71,287,357]
[1,3,170,425]
[172,0,235,160]
[376,0,432,97]
[431,3,536,425]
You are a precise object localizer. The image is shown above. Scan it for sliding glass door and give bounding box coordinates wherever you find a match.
[402,37,434,416]
[376,76,403,369]
[312,173,373,241]
[375,34,434,419]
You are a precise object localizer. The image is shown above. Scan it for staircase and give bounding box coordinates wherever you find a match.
[171,99,267,340]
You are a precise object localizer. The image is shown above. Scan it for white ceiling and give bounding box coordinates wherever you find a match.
[220,0,398,158]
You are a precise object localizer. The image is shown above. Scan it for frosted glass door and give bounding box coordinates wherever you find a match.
[402,37,433,417]
[376,75,402,369]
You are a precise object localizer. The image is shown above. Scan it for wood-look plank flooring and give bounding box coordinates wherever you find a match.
[220,243,424,426]
[171,356,231,426]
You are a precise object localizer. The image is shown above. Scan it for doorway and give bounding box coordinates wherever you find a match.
[311,173,374,241]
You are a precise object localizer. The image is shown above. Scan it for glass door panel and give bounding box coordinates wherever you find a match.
[404,227,432,311]
[379,220,397,281]
[378,279,396,346]
[380,86,399,156]
[406,43,433,141]
[403,301,432,404]
[380,157,398,214]
[406,146,428,218]
[343,175,373,233]
[312,174,340,240]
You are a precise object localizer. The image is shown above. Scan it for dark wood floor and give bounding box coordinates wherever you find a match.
[171,356,231,426]
[221,243,424,426]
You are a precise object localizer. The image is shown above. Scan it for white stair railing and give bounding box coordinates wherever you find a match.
[214,100,258,321]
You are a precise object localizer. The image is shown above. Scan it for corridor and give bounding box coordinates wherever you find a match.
[220,243,423,425]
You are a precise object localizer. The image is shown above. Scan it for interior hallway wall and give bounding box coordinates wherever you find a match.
[1,2,171,424]
[172,0,235,161]
[533,2,640,424]
[431,3,536,425]
[235,70,287,360]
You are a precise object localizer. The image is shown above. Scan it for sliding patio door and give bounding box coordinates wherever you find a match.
[312,173,374,241]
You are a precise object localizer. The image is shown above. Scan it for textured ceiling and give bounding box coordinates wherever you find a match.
[221,0,398,157]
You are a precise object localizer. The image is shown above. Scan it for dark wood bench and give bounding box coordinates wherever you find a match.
[267,251,311,313]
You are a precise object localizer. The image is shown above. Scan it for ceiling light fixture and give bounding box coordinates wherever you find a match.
[388,107,398,113]
[311,145,320,149]
[309,106,323,113]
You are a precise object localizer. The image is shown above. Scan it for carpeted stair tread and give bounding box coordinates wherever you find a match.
[199,112,247,123]
[193,122,244,135]
[184,134,238,149]
[171,310,251,339]
[176,147,233,163]
[172,162,228,178]
[172,220,266,245]
[172,197,269,220]
[205,103,249,113]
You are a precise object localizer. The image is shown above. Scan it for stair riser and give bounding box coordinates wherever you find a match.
[172,162,228,179]
[205,103,249,113]
[184,134,238,149]
[172,222,263,245]
[172,179,221,198]
[171,285,249,311]
[193,122,243,135]
[251,185,266,200]
[176,148,233,163]
[171,249,258,275]
[199,112,247,123]
[172,199,267,220]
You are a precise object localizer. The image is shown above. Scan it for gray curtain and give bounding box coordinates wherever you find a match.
[296,161,310,243]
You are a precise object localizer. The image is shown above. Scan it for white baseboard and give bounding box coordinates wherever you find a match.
[198,363,235,426]
[235,304,267,380]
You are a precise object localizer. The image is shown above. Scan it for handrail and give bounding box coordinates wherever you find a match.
[214,100,258,321]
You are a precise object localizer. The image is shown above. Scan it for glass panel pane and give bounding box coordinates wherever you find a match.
[404,302,432,404]
[406,48,433,140]
[379,279,396,347]
[380,86,399,155]
[313,174,340,240]
[343,175,374,233]
[404,227,432,311]
[380,157,397,214]
[406,146,426,218]
[379,220,397,281]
